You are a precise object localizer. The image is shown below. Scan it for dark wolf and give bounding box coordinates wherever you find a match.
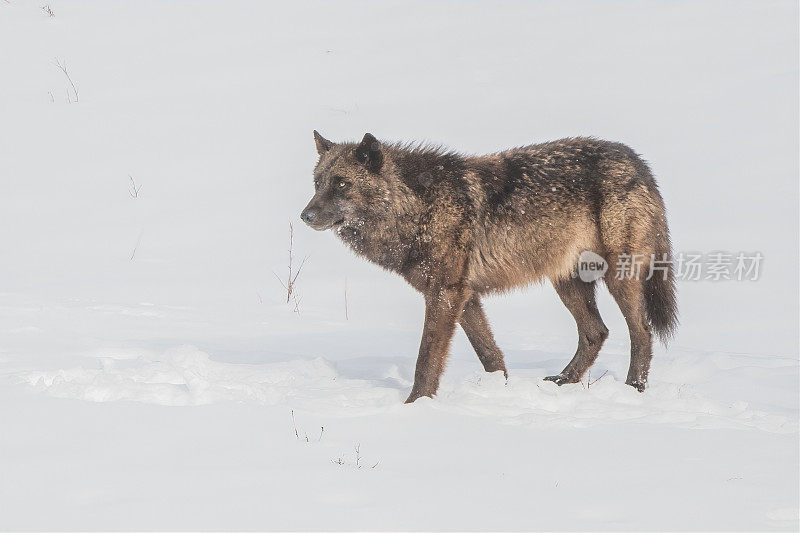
[301,132,677,403]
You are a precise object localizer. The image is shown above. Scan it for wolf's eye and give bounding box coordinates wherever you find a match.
[337,179,349,189]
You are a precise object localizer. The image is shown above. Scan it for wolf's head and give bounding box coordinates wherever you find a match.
[301,131,389,231]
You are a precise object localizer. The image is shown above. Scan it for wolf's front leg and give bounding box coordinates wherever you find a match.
[405,285,471,403]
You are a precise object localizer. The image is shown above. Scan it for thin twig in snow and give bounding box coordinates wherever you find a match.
[290,409,299,440]
[128,175,142,198]
[54,58,78,102]
[273,221,308,312]
[292,294,302,314]
[588,370,608,388]
[130,230,143,261]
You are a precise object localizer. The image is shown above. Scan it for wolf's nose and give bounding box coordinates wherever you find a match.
[301,209,316,224]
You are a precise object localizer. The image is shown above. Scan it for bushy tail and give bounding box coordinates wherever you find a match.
[645,237,678,345]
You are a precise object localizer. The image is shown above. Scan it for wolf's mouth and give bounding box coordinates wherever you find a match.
[307,218,346,231]
[315,218,345,231]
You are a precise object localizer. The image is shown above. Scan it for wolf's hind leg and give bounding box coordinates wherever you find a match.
[605,275,652,392]
[459,294,507,376]
[544,277,609,385]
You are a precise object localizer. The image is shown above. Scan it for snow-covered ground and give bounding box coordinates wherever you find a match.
[1,1,798,530]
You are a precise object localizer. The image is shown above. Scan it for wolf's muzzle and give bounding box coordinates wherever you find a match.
[300,206,318,225]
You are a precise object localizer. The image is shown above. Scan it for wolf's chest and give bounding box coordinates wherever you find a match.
[336,223,418,273]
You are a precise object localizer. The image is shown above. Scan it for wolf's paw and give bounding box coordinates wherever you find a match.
[484,365,508,378]
[625,379,646,392]
[543,373,579,386]
[404,390,433,404]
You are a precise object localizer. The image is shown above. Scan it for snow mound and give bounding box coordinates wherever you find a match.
[436,369,794,433]
[16,345,796,433]
[18,345,402,411]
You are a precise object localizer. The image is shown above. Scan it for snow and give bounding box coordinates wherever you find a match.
[0,0,798,530]
[12,344,797,434]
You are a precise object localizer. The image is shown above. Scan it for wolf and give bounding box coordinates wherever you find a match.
[301,132,677,403]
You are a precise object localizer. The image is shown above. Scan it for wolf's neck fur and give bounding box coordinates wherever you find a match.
[334,154,435,275]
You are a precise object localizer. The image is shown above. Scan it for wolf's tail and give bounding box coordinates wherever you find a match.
[645,228,678,345]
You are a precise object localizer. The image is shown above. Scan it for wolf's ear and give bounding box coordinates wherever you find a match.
[314,130,334,155]
[354,132,383,173]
